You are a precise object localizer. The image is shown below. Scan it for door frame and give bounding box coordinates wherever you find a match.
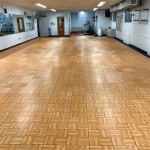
[57,16,65,37]
[17,17,25,32]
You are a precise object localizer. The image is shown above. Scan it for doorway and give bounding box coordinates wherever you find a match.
[37,19,40,37]
[17,17,25,32]
[57,17,64,36]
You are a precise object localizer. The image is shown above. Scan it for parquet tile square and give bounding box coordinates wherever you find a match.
[88,117,108,130]
[22,135,45,144]
[131,130,150,147]
[55,129,68,145]
[10,137,24,144]
[55,137,67,145]
[0,36,150,149]
[67,130,78,145]
[45,134,55,144]
[89,130,112,146]
[107,118,129,130]
[110,130,136,146]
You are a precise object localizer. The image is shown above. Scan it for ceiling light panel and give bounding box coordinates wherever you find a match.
[97,1,106,7]
[35,3,46,8]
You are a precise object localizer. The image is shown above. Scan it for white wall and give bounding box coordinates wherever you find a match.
[71,12,80,31]
[111,0,150,55]
[94,10,111,35]
[71,12,79,28]
[0,3,38,51]
[0,3,36,16]
[39,11,71,37]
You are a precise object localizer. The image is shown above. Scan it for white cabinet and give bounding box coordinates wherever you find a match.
[106,29,116,37]
[97,29,102,36]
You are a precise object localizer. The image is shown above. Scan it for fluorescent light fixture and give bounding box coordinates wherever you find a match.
[93,8,98,11]
[80,11,85,14]
[35,3,46,8]
[50,9,56,12]
[97,1,106,7]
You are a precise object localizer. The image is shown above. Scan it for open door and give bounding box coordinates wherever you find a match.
[57,17,64,36]
[17,17,25,32]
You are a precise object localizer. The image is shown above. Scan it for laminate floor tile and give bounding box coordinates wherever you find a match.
[0,36,150,150]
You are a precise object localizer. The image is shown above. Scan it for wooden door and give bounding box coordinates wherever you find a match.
[57,17,64,36]
[17,17,25,32]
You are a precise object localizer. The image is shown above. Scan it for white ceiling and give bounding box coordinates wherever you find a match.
[0,0,123,11]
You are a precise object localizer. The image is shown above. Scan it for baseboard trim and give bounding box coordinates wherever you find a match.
[115,37,150,58]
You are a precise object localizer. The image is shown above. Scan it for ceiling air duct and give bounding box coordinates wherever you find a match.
[34,13,46,19]
[110,0,141,12]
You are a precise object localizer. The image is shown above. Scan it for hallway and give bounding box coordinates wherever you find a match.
[0,36,150,150]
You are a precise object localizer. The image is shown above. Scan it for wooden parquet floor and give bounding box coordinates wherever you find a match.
[0,36,150,150]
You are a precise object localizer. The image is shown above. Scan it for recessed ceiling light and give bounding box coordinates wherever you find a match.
[50,9,56,12]
[35,3,46,8]
[93,8,98,11]
[97,1,106,7]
